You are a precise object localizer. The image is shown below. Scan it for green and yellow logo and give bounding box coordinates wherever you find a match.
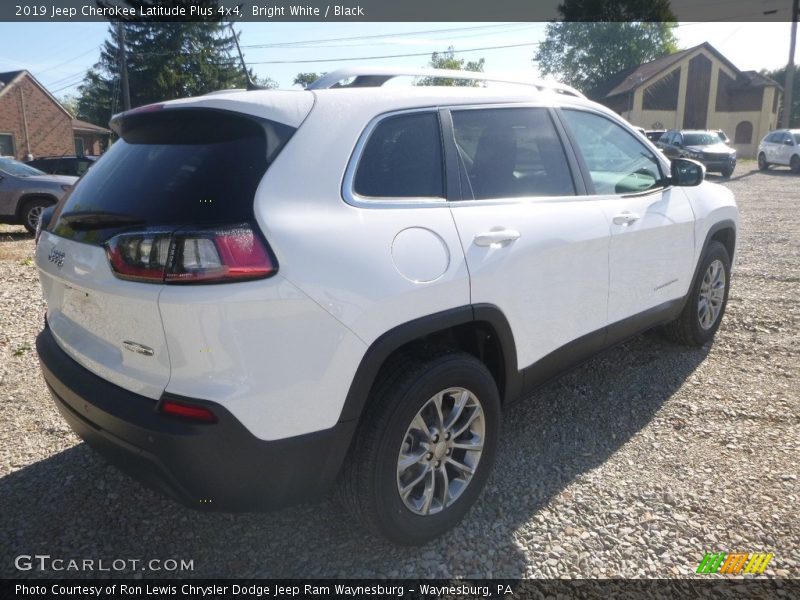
[696,552,773,574]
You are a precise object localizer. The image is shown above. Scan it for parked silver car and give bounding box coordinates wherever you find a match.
[0,157,77,233]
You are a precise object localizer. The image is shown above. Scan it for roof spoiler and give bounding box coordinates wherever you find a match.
[306,67,585,98]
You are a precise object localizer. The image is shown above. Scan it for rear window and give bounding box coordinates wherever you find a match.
[48,109,294,245]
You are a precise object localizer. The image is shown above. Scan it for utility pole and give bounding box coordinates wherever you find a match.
[782,0,799,128]
[118,21,131,111]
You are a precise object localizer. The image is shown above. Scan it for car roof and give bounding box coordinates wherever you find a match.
[117,68,608,128]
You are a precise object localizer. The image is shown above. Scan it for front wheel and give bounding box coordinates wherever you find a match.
[791,155,800,174]
[662,240,731,346]
[720,166,733,178]
[757,153,769,171]
[338,351,500,545]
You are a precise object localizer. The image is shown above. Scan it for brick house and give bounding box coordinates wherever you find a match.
[73,118,111,156]
[589,43,781,158]
[0,70,110,160]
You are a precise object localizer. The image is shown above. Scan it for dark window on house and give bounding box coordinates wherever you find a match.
[642,68,680,111]
[773,89,779,114]
[451,107,575,199]
[354,112,444,198]
[0,133,14,157]
[74,138,85,156]
[734,121,753,144]
[716,70,764,112]
[562,110,663,195]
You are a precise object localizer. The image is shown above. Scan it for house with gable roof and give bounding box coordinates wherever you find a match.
[589,43,781,158]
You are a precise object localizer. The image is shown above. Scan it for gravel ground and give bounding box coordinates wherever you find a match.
[0,164,797,580]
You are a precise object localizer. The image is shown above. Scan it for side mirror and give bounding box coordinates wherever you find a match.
[671,158,705,187]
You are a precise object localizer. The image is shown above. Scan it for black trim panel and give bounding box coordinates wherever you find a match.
[37,326,355,511]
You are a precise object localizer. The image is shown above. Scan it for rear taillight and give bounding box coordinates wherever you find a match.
[105,223,276,284]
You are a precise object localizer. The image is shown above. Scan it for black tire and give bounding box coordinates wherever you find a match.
[720,166,733,178]
[662,241,731,347]
[757,153,769,171]
[791,155,800,174]
[19,197,52,234]
[338,350,501,545]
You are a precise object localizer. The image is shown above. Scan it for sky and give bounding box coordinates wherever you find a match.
[0,21,793,101]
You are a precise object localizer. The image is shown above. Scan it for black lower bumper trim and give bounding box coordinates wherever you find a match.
[36,326,356,511]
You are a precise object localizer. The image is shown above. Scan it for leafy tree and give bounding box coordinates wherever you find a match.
[535,0,677,93]
[293,72,322,88]
[59,94,79,117]
[76,1,269,126]
[762,65,799,128]
[417,46,485,87]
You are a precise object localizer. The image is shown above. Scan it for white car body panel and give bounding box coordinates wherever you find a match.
[35,231,170,399]
[596,187,696,323]
[450,198,609,368]
[158,276,366,440]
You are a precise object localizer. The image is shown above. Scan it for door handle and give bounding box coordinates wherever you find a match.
[473,229,521,247]
[612,212,640,226]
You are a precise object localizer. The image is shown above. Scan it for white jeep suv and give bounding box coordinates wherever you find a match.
[35,68,737,545]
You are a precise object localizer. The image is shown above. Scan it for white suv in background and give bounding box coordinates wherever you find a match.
[758,129,800,173]
[35,68,738,545]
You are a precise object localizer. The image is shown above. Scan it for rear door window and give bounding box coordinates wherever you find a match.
[353,112,444,198]
[49,109,294,245]
[451,107,575,199]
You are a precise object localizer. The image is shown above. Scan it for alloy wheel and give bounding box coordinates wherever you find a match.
[396,387,485,516]
[697,259,726,330]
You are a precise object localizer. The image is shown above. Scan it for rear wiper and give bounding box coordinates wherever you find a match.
[60,211,146,230]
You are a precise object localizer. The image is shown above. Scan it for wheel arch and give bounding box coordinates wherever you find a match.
[338,304,521,425]
[16,193,58,220]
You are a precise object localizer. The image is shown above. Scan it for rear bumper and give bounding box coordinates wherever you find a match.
[36,326,356,511]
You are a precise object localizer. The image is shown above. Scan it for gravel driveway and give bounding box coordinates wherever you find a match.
[0,165,797,579]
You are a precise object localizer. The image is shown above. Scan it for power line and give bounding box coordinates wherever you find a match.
[240,23,527,49]
[248,41,540,65]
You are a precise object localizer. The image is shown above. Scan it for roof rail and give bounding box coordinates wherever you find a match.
[307,67,585,98]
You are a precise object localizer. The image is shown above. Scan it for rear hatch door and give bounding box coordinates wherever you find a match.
[36,103,303,399]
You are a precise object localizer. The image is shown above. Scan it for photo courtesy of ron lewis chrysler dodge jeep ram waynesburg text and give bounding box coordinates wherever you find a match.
[33,68,737,545]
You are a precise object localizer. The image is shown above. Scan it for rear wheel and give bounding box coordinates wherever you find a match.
[338,351,500,545]
[757,153,769,171]
[791,155,800,174]
[662,241,731,347]
[20,198,52,234]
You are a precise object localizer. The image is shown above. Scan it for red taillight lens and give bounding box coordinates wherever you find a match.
[160,399,218,423]
[166,225,275,283]
[105,223,277,284]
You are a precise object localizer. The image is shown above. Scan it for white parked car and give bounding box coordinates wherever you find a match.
[758,129,800,172]
[34,67,738,545]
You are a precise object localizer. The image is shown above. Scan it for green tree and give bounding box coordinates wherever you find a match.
[77,1,267,126]
[762,65,798,128]
[535,0,677,93]
[416,46,485,87]
[59,94,79,117]
[293,72,322,88]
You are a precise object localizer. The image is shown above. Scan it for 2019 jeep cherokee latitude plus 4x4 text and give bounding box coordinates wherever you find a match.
[35,68,737,545]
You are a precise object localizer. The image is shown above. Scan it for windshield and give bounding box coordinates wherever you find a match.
[0,157,46,177]
[683,133,721,146]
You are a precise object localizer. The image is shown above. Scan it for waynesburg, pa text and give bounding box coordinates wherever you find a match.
[15,583,515,597]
